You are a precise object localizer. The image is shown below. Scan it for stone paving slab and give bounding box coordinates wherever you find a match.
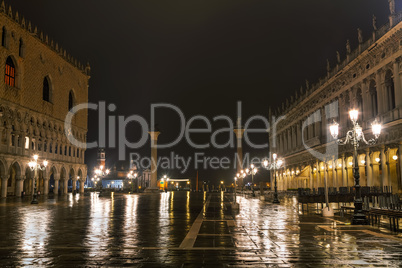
[0,192,402,266]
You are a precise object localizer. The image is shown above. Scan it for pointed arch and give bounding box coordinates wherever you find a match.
[42,76,53,103]
[5,56,16,87]
[2,26,7,47]
[68,90,75,111]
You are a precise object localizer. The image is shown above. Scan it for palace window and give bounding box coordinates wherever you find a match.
[385,70,395,111]
[369,80,378,118]
[356,88,363,120]
[2,27,6,47]
[24,137,29,149]
[4,56,15,87]
[68,90,74,111]
[43,77,51,102]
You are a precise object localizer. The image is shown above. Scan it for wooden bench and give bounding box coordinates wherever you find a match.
[368,208,402,232]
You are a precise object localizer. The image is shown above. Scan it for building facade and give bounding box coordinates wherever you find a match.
[0,2,90,197]
[269,5,402,194]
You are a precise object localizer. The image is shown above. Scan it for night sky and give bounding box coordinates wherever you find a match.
[9,0,399,183]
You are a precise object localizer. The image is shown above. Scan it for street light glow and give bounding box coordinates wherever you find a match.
[349,109,358,122]
[372,119,382,137]
[330,121,339,139]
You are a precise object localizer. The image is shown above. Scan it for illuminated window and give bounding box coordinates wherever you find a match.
[25,137,29,149]
[5,57,15,87]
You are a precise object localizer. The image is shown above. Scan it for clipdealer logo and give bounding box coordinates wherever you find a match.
[64,100,340,172]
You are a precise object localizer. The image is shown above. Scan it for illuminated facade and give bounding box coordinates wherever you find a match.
[0,2,89,197]
[269,4,402,194]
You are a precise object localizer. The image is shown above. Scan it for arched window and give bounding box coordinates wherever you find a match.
[2,27,6,47]
[68,90,74,111]
[4,57,15,87]
[369,80,378,118]
[385,70,395,111]
[43,77,51,102]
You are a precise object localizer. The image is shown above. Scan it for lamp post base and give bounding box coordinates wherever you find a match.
[31,197,38,204]
[322,206,334,217]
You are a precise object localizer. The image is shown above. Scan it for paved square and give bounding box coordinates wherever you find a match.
[0,192,401,267]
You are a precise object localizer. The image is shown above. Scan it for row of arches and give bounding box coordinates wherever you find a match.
[276,147,401,193]
[0,103,86,164]
[0,160,86,197]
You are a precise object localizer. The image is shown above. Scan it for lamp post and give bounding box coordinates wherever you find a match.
[127,170,138,193]
[330,109,381,225]
[244,165,258,196]
[94,165,110,189]
[28,154,48,204]
[263,153,283,204]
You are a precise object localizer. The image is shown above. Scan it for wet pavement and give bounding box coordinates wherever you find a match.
[0,192,402,267]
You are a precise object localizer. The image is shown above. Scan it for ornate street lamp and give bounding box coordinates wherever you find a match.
[94,165,110,190]
[245,164,258,196]
[127,170,138,193]
[28,154,48,204]
[329,109,381,225]
[263,153,283,204]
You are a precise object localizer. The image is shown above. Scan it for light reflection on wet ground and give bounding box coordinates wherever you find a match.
[0,192,401,267]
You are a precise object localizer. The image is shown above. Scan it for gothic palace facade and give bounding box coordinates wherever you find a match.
[269,7,402,194]
[0,2,89,198]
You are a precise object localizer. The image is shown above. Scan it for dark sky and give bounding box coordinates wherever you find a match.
[9,0,398,183]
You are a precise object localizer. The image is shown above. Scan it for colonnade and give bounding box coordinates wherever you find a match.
[275,143,402,193]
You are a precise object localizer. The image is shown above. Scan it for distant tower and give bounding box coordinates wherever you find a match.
[97,148,106,168]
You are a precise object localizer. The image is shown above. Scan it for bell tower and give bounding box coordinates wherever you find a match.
[97,148,106,168]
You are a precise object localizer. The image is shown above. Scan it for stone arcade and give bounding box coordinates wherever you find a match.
[0,1,89,198]
[269,4,402,194]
